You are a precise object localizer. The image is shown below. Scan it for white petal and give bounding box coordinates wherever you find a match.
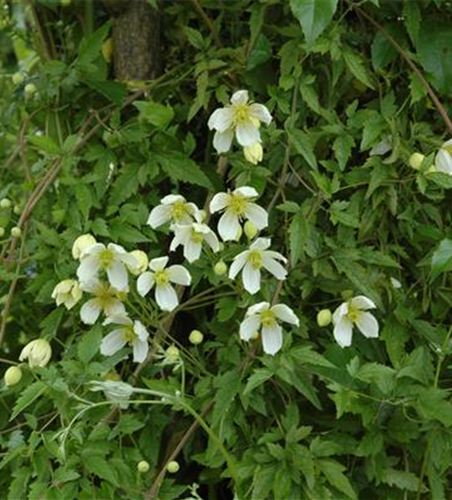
[231,90,249,105]
[132,339,149,363]
[104,314,131,326]
[240,315,261,341]
[229,251,249,279]
[161,194,186,205]
[262,255,287,281]
[149,256,169,271]
[349,296,376,311]
[247,302,270,316]
[82,243,105,257]
[134,321,149,341]
[77,255,100,284]
[355,312,379,338]
[271,304,299,326]
[208,107,234,132]
[204,231,220,252]
[435,149,452,174]
[210,193,230,213]
[213,130,234,153]
[184,240,202,262]
[236,120,260,147]
[80,299,102,325]
[250,237,271,251]
[261,324,283,355]
[333,317,354,348]
[332,302,348,324]
[264,250,288,263]
[104,299,126,318]
[137,272,155,297]
[244,203,268,230]
[155,284,179,311]
[168,265,191,286]
[242,262,261,294]
[107,261,128,291]
[218,210,240,241]
[233,186,259,199]
[100,329,127,357]
[249,103,272,125]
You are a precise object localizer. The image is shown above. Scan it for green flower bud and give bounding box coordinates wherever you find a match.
[11,227,21,238]
[4,366,22,387]
[214,260,227,276]
[408,152,425,170]
[0,227,5,237]
[13,205,21,215]
[317,309,332,327]
[0,198,11,209]
[137,460,150,473]
[244,220,258,240]
[11,72,25,85]
[189,330,203,345]
[19,339,52,368]
[24,83,37,96]
[235,225,243,241]
[167,461,180,473]
[165,345,180,364]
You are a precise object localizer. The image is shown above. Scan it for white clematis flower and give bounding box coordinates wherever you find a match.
[332,295,379,348]
[147,194,200,229]
[101,315,149,363]
[19,339,52,368]
[170,221,220,263]
[240,302,299,355]
[435,139,452,175]
[77,242,137,292]
[79,280,126,325]
[210,186,268,241]
[137,257,191,311]
[51,279,82,310]
[229,238,287,294]
[208,90,272,153]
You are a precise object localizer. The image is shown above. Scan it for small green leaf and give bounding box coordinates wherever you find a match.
[289,129,317,170]
[431,239,452,281]
[134,101,174,129]
[10,382,47,421]
[290,0,338,45]
[78,325,102,364]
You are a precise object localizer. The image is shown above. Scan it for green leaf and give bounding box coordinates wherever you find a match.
[247,35,272,70]
[84,456,118,485]
[211,370,241,428]
[384,468,421,492]
[318,459,357,499]
[244,368,273,395]
[290,0,338,45]
[134,101,175,129]
[343,49,375,89]
[77,21,111,66]
[290,210,310,265]
[290,346,335,368]
[333,135,354,171]
[10,382,47,421]
[431,239,452,281]
[289,129,317,170]
[156,153,212,188]
[27,135,61,155]
[78,325,102,364]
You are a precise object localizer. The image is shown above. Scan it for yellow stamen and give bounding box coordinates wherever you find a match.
[98,249,115,269]
[260,310,276,327]
[248,250,263,270]
[171,200,188,222]
[122,326,136,343]
[154,269,170,287]
[191,230,204,244]
[232,103,251,125]
[228,194,248,216]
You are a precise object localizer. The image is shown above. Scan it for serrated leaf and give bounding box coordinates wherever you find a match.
[290,0,338,45]
[134,101,174,129]
[333,135,354,171]
[78,325,102,364]
[343,49,374,89]
[289,129,317,170]
[84,456,118,485]
[27,135,61,155]
[10,382,47,421]
[431,239,452,281]
[318,459,357,499]
[244,368,273,395]
[156,153,212,188]
[290,210,310,265]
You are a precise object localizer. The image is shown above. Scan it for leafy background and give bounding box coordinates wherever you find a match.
[1,0,452,499]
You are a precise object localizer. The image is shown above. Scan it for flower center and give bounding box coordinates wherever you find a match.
[98,249,115,269]
[248,250,263,270]
[232,103,251,125]
[191,229,204,244]
[228,194,248,216]
[347,304,360,323]
[154,269,170,287]
[444,145,452,155]
[122,325,136,343]
[260,310,276,327]
[171,200,188,222]
[96,286,115,309]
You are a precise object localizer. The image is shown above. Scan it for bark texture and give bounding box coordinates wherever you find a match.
[103,0,161,81]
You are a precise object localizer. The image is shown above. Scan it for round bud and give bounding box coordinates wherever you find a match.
[243,142,263,165]
[408,152,425,170]
[235,225,243,241]
[0,228,5,237]
[166,461,180,474]
[244,221,258,240]
[189,330,203,345]
[4,366,22,387]
[72,233,96,260]
[11,227,21,238]
[137,460,150,473]
[127,250,149,275]
[0,198,11,209]
[198,209,207,222]
[214,260,227,276]
[165,345,180,364]
[24,83,37,96]
[13,205,21,215]
[317,309,332,327]
[11,72,25,85]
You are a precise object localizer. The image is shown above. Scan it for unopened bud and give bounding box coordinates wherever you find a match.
[165,345,180,364]
[317,309,332,327]
[167,461,180,473]
[24,83,37,97]
[198,209,207,222]
[408,152,425,170]
[243,142,263,165]
[11,227,21,238]
[235,225,243,241]
[4,366,22,387]
[189,330,203,345]
[72,233,96,260]
[0,198,11,209]
[214,260,227,276]
[0,228,5,237]
[126,250,149,275]
[19,339,52,368]
[244,221,258,240]
[11,72,25,85]
[137,460,150,473]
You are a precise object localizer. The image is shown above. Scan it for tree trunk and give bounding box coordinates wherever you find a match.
[103,0,161,81]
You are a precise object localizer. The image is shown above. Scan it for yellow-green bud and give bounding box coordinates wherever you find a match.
[4,366,22,387]
[126,250,149,275]
[189,330,203,345]
[243,142,263,165]
[11,72,25,85]
[24,83,37,96]
[408,152,425,170]
[165,345,180,364]
[19,339,52,368]
[198,209,207,222]
[0,198,11,209]
[317,309,332,327]
[235,225,243,241]
[13,205,21,215]
[244,220,258,240]
[72,233,96,260]
[137,460,150,473]
[0,227,5,237]
[214,260,227,276]
[11,226,21,238]
[166,461,180,473]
